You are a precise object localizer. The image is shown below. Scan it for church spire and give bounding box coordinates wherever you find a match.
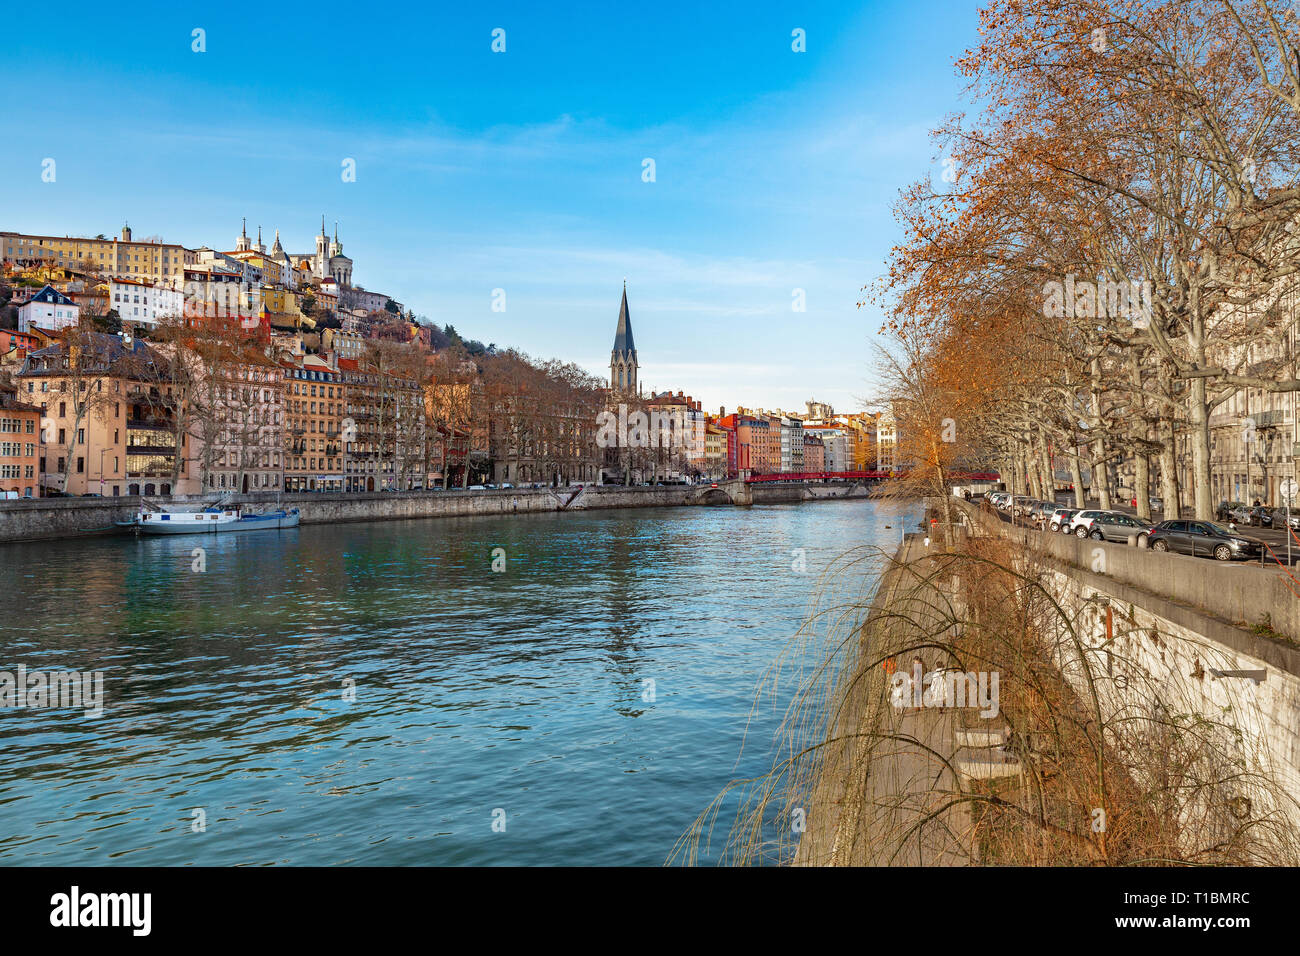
[610,283,638,394]
[612,284,635,354]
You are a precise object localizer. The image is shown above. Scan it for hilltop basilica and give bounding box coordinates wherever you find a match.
[234,216,353,287]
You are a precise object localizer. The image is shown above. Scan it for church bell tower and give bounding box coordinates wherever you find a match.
[610,282,638,395]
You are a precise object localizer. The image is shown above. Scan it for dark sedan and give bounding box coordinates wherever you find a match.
[1146,520,1263,560]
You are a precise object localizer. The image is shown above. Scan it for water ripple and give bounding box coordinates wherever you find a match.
[0,500,913,864]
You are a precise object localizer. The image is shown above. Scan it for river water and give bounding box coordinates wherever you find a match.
[0,499,912,865]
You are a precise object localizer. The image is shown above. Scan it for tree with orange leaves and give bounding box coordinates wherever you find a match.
[876,0,1300,518]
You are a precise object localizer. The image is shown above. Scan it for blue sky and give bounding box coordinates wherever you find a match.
[2,0,982,413]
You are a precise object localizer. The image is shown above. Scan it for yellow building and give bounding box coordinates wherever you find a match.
[704,423,727,478]
[260,286,307,321]
[843,413,877,470]
[232,250,285,286]
[17,332,197,496]
[1,224,193,286]
[283,358,346,492]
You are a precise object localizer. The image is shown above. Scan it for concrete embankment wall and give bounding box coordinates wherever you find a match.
[0,481,876,544]
[952,498,1300,828]
[953,499,1300,645]
[795,502,1300,865]
[0,487,680,544]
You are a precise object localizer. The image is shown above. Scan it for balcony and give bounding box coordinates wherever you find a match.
[1253,410,1289,427]
[126,445,177,458]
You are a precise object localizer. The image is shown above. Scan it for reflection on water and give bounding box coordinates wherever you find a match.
[0,499,913,865]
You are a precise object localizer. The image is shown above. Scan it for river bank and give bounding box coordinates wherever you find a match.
[0,481,877,544]
[791,497,1300,866]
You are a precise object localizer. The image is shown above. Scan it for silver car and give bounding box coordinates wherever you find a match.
[1070,509,1124,537]
[1086,512,1151,544]
[1274,509,1300,531]
[1010,496,1038,516]
[1028,501,1055,524]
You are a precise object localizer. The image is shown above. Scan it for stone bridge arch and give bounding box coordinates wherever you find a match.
[687,479,752,506]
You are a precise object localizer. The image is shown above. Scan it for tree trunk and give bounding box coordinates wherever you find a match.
[1188,377,1213,520]
[1038,430,1053,499]
[1134,451,1150,522]
[1158,437,1179,520]
[1070,444,1086,509]
[1093,444,1111,510]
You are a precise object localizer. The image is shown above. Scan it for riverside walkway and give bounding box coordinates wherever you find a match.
[793,527,1010,866]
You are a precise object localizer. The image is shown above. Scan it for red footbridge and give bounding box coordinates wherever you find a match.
[742,471,1001,483]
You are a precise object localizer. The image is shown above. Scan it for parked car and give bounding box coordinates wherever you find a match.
[1273,508,1300,531]
[1069,509,1123,537]
[467,484,487,490]
[1009,496,1037,516]
[1146,520,1263,560]
[1244,506,1273,527]
[1028,501,1055,524]
[1049,508,1077,532]
[1217,500,1247,522]
[1087,512,1151,544]
[1225,505,1254,525]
